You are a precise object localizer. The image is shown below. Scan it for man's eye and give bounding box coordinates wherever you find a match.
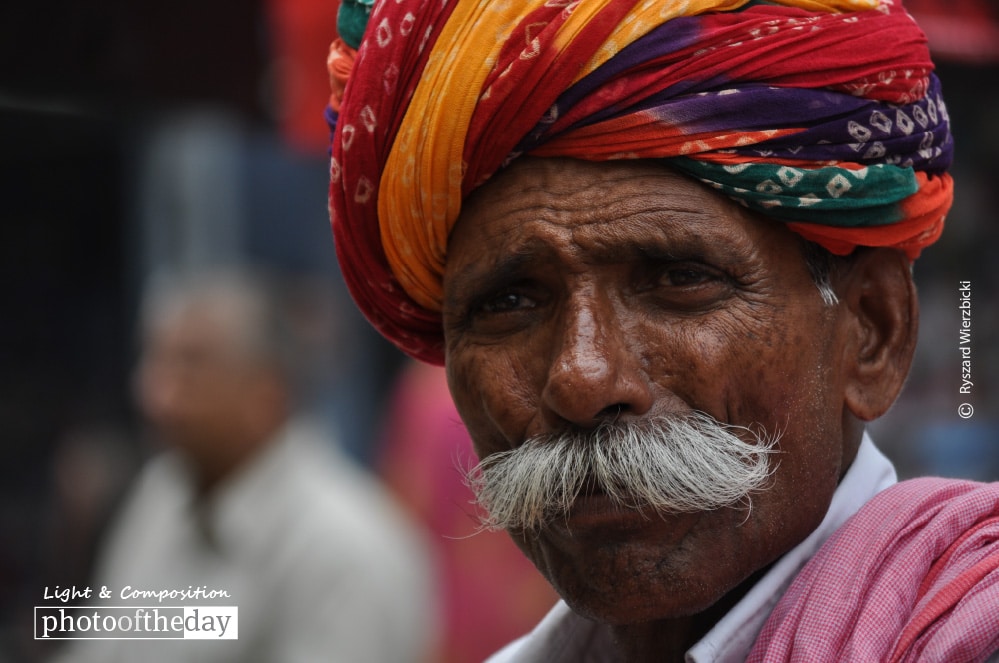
[662,267,714,287]
[644,262,732,311]
[479,291,536,314]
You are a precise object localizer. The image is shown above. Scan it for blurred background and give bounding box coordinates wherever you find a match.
[0,0,995,661]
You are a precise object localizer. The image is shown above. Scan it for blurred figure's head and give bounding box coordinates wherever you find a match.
[135,270,294,491]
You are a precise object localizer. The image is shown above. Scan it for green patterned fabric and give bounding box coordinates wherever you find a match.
[670,158,919,227]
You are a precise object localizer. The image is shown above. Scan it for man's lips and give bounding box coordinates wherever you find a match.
[544,489,658,535]
[540,482,703,540]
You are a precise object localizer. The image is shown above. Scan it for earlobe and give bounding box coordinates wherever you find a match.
[840,248,918,422]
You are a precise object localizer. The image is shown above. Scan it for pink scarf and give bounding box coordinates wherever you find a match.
[749,478,999,662]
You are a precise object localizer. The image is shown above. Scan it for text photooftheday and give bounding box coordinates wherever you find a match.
[34,606,238,640]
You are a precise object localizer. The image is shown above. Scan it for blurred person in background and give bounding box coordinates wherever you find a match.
[53,269,437,663]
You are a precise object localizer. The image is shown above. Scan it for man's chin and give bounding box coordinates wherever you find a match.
[556,560,735,628]
[515,507,748,626]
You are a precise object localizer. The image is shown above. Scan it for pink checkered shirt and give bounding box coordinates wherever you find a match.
[748,477,999,662]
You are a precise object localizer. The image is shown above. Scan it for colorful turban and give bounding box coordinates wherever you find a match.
[327,0,954,364]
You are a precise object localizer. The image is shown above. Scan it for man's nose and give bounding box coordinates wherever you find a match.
[540,294,654,429]
[136,360,183,423]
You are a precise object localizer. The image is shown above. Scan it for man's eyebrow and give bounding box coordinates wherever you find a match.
[445,246,543,307]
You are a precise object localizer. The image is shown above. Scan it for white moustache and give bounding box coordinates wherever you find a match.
[465,411,779,532]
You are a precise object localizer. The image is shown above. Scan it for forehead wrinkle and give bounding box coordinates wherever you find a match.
[483,191,737,254]
[447,159,780,295]
[564,203,764,272]
[444,210,765,313]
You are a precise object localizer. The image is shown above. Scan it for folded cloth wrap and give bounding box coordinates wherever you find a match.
[327,0,954,363]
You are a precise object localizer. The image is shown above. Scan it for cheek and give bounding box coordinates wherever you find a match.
[446,344,540,456]
[645,303,846,485]
[636,315,754,418]
[745,315,841,435]
[719,309,845,541]
[676,306,835,423]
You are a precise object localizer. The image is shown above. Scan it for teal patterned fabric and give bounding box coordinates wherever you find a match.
[337,0,374,49]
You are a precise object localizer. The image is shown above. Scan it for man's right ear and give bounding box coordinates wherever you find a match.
[837,248,918,422]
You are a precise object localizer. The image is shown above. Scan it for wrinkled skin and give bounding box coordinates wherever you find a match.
[442,158,915,659]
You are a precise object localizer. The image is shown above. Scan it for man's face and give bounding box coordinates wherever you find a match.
[136,302,255,454]
[442,158,855,625]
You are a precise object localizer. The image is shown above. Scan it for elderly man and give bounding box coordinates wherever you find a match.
[327,0,999,660]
